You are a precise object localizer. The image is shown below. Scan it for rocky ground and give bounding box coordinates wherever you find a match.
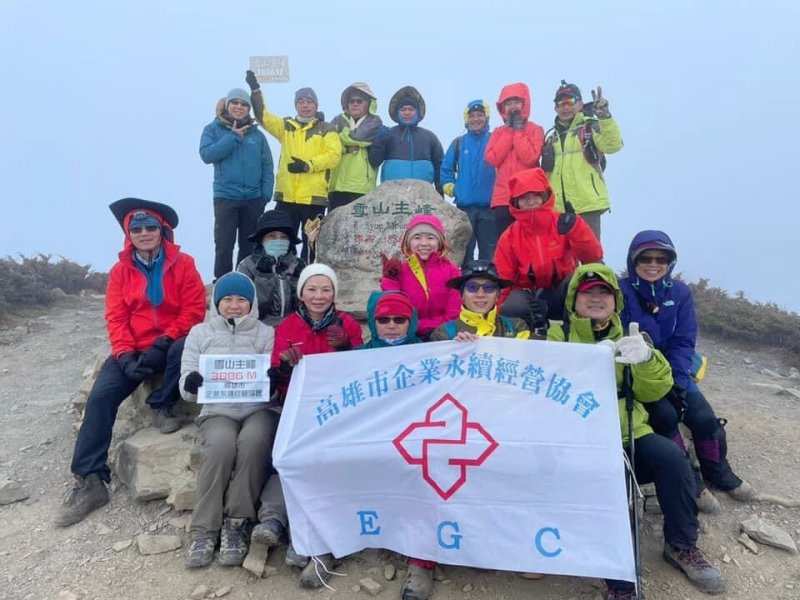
[1,296,799,600]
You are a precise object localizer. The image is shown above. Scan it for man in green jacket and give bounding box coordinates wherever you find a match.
[541,82,622,240]
[548,264,725,599]
[328,82,383,211]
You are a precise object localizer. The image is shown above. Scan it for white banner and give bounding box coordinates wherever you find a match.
[197,354,268,404]
[248,56,290,82]
[273,338,635,582]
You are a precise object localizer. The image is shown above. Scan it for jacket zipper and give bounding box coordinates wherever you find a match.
[590,173,600,196]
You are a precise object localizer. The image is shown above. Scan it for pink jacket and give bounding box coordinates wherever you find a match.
[381,253,461,337]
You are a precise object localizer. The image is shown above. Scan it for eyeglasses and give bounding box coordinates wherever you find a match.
[228,100,250,107]
[129,225,160,234]
[556,97,577,108]
[376,316,409,325]
[636,255,670,265]
[463,281,499,294]
[348,98,366,104]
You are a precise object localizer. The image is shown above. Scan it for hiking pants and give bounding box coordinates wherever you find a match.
[645,384,742,491]
[459,205,496,266]
[190,410,278,535]
[493,206,513,240]
[214,197,266,279]
[606,432,698,592]
[580,209,605,241]
[275,200,326,263]
[71,338,185,482]
[257,472,288,527]
[327,191,363,213]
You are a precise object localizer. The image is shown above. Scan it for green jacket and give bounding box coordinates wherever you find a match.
[546,113,622,214]
[547,264,673,444]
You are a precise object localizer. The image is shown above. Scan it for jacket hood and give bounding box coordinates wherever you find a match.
[626,230,678,285]
[211,274,260,326]
[496,82,531,120]
[463,99,490,131]
[389,86,426,124]
[365,290,420,346]
[507,168,556,222]
[564,263,625,320]
[340,82,378,115]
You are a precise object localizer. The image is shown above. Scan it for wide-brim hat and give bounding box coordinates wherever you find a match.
[248,209,301,244]
[109,197,179,230]
[446,260,512,290]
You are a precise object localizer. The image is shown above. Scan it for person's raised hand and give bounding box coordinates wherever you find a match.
[557,200,577,235]
[245,70,260,92]
[231,119,251,138]
[615,322,652,364]
[184,371,204,394]
[591,86,610,118]
[381,253,402,280]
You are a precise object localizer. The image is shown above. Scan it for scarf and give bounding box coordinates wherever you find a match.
[133,248,165,307]
[297,303,337,332]
[459,306,498,337]
[407,254,429,300]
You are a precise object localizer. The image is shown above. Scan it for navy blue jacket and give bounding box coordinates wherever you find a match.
[440,127,495,208]
[368,125,444,191]
[619,230,697,390]
[199,118,274,201]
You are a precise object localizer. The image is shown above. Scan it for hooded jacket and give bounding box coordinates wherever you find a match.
[380,252,462,338]
[367,86,444,190]
[329,83,383,195]
[257,98,342,206]
[545,111,622,214]
[360,290,422,349]
[494,168,602,302]
[484,83,545,208]
[439,100,496,208]
[106,212,206,358]
[237,247,305,327]
[199,106,274,201]
[619,230,696,389]
[179,277,274,421]
[547,264,674,444]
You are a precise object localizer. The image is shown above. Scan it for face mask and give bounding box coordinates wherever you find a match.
[382,336,407,346]
[263,239,290,258]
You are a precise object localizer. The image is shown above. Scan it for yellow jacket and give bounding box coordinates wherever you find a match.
[259,102,342,206]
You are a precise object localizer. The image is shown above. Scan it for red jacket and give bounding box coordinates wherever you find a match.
[484,83,545,208]
[106,237,206,358]
[380,253,461,337]
[270,310,363,369]
[494,168,603,304]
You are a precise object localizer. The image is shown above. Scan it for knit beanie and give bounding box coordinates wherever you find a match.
[375,292,414,319]
[213,272,255,308]
[294,87,319,106]
[297,263,338,299]
[226,88,251,107]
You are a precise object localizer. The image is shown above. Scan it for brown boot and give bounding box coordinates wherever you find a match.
[54,474,109,527]
[663,544,725,594]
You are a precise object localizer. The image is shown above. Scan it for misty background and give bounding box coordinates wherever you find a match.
[1,0,797,311]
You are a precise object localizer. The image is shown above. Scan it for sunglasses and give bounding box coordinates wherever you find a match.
[348,98,366,104]
[636,255,670,265]
[463,282,499,294]
[376,316,409,325]
[556,98,577,108]
[228,100,250,107]
[129,225,160,234]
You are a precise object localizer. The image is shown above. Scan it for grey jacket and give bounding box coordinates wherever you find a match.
[180,281,275,422]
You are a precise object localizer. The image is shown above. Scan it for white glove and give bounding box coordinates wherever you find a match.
[615,322,652,364]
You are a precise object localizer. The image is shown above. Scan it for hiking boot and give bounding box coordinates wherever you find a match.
[251,518,285,547]
[218,518,251,566]
[155,405,181,434]
[285,543,309,568]
[185,533,216,569]
[696,488,721,514]
[606,587,637,600]
[54,474,109,527]
[401,563,435,600]
[663,544,726,594]
[299,553,336,589]
[727,480,757,502]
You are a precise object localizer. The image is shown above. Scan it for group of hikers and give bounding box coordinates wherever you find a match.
[52,74,757,600]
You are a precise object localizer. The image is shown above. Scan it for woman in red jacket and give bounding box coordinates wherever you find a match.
[56,198,206,528]
[257,263,362,589]
[494,168,602,329]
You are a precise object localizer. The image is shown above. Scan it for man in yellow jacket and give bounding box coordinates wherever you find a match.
[246,71,341,261]
[541,81,623,241]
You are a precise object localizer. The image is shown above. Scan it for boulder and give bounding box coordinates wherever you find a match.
[316,180,471,316]
[166,478,196,511]
[114,426,199,502]
[0,479,29,505]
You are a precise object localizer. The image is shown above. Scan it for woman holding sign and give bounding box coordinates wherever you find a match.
[179,272,276,569]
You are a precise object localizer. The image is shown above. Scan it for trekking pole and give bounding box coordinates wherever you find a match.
[622,365,644,598]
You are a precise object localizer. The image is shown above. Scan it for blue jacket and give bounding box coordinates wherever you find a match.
[199,118,274,201]
[440,127,495,208]
[369,125,444,189]
[619,230,697,389]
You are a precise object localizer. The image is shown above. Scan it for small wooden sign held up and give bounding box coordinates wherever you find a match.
[249,56,290,83]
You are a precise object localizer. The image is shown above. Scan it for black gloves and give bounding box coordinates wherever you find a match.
[507,110,525,130]
[184,371,204,394]
[287,156,310,173]
[140,336,173,371]
[256,254,277,273]
[277,254,304,276]
[557,201,577,235]
[528,297,550,332]
[667,386,688,419]
[540,139,555,172]
[245,70,260,92]
[118,351,154,382]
